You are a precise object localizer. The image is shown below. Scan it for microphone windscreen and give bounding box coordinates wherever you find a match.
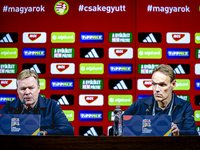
[23,100,26,105]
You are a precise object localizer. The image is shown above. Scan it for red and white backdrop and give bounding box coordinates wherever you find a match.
[0,0,200,136]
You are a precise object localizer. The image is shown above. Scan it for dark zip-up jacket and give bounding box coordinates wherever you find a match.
[123,93,198,135]
[0,95,74,135]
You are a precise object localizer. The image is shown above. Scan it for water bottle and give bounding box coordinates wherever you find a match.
[197,127,200,136]
[113,105,122,136]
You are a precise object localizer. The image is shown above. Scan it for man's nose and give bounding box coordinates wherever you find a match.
[24,88,30,94]
[155,85,160,91]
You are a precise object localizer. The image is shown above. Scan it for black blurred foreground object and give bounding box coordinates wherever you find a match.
[0,135,199,150]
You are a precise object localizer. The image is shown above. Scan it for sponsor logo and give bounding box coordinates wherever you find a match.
[56,64,69,72]
[109,79,132,90]
[79,94,104,106]
[23,32,46,43]
[109,63,132,74]
[143,119,151,128]
[11,118,20,126]
[79,126,103,136]
[142,119,152,133]
[137,95,151,99]
[195,49,200,59]
[195,33,200,44]
[51,95,74,105]
[79,111,103,121]
[80,32,104,43]
[177,95,190,101]
[138,64,160,74]
[0,33,18,43]
[109,47,133,59]
[138,48,162,59]
[109,32,132,43]
[51,63,75,74]
[0,78,16,89]
[168,64,190,74]
[108,95,132,106]
[0,48,18,59]
[174,79,190,90]
[11,117,20,132]
[0,80,12,87]
[143,81,152,88]
[79,79,103,90]
[63,110,74,121]
[167,32,190,43]
[54,1,69,15]
[194,110,200,121]
[50,79,74,90]
[39,79,46,90]
[195,95,200,105]
[167,48,190,59]
[0,63,17,74]
[80,48,104,58]
[195,64,200,75]
[84,96,98,103]
[195,79,200,90]
[23,48,46,58]
[0,94,17,104]
[138,32,161,43]
[22,63,46,74]
[80,63,104,74]
[51,32,75,43]
[137,79,152,90]
[108,111,124,121]
[51,48,74,58]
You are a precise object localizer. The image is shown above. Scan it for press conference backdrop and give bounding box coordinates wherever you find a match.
[0,0,200,136]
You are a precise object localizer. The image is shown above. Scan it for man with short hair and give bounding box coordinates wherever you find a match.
[0,69,74,135]
[123,64,198,136]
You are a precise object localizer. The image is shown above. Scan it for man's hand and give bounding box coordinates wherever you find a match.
[40,130,48,136]
[171,122,180,136]
[43,131,48,136]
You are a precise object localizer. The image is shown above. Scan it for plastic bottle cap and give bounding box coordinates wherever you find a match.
[116,105,120,109]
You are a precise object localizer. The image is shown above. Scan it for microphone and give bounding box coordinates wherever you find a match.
[146,106,151,115]
[23,100,26,105]
[21,100,26,114]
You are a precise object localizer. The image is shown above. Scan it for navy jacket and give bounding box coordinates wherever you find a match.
[123,93,198,135]
[0,95,74,135]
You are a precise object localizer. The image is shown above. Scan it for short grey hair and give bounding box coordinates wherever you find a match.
[17,69,39,86]
[152,64,175,82]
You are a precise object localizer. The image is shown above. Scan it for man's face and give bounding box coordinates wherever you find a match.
[17,76,40,106]
[152,71,176,102]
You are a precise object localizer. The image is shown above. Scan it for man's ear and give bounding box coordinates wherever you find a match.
[38,84,40,93]
[171,80,176,89]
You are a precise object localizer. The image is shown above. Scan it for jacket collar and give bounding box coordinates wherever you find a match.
[143,92,184,108]
[38,95,47,109]
[9,97,20,109]
[10,94,47,109]
[173,93,184,107]
[143,95,154,107]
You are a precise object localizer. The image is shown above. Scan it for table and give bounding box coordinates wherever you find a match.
[0,135,199,149]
